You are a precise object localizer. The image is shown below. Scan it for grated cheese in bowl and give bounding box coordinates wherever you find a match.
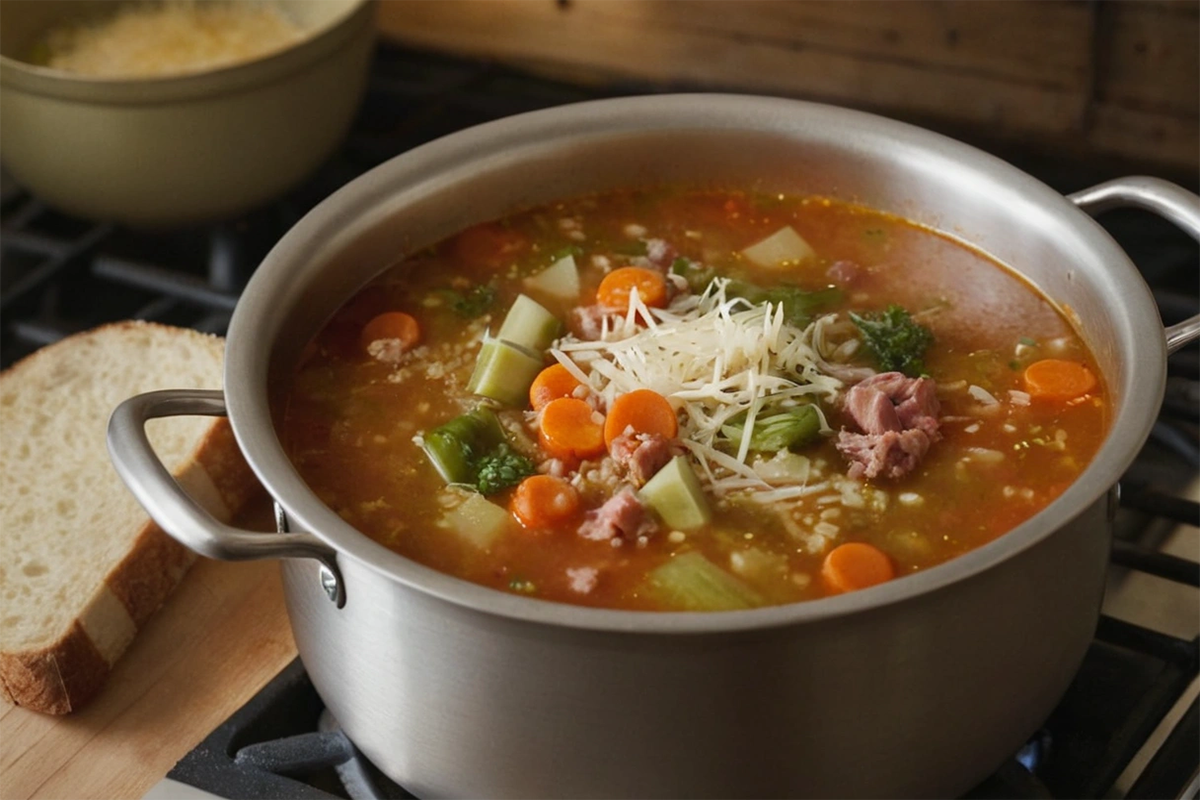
[39,1,307,79]
[553,278,844,499]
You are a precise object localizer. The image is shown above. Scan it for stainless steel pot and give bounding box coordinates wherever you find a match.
[107,96,1200,798]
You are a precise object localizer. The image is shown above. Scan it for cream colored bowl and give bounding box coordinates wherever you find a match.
[0,0,375,227]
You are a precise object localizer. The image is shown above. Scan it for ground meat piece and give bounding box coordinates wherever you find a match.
[566,566,599,594]
[366,337,407,365]
[609,430,674,485]
[578,487,657,541]
[573,304,610,340]
[644,238,677,269]
[826,260,861,287]
[837,371,942,479]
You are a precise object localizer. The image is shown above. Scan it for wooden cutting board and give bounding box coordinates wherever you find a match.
[0,495,298,800]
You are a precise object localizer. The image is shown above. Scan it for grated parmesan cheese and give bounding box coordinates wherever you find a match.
[41,1,306,79]
[554,278,843,496]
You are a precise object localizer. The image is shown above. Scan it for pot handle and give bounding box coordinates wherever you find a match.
[107,388,345,606]
[1068,176,1200,354]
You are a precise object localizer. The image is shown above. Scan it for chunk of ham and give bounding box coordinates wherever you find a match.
[836,371,942,480]
[609,430,675,485]
[566,566,599,594]
[644,238,678,269]
[578,487,657,542]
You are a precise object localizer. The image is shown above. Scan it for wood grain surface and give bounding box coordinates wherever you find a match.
[376,0,1199,172]
[0,497,297,800]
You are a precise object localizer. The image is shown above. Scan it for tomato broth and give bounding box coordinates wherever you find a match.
[279,189,1108,611]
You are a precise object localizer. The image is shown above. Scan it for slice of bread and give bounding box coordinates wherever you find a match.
[0,321,258,714]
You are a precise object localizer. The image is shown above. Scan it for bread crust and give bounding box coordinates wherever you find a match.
[0,322,258,715]
[0,621,111,715]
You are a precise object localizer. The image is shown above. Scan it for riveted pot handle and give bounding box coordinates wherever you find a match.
[108,388,344,606]
[1068,176,1200,354]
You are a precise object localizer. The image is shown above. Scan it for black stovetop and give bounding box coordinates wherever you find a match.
[2,41,1197,800]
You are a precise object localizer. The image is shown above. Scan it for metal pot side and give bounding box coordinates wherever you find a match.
[283,497,1107,798]
[0,0,375,227]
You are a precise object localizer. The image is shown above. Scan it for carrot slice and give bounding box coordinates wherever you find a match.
[821,542,896,594]
[539,397,607,460]
[1023,359,1097,402]
[360,311,420,353]
[453,223,528,269]
[603,389,678,447]
[530,363,584,411]
[596,266,668,310]
[510,474,581,529]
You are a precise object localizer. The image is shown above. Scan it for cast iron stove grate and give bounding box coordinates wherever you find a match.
[2,42,1197,799]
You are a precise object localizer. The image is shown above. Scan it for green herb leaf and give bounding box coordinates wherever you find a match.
[848,305,934,377]
[613,240,649,257]
[725,279,843,327]
[550,245,584,261]
[475,443,537,495]
[452,284,496,318]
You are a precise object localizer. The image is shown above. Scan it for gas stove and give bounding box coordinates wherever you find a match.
[3,42,1197,799]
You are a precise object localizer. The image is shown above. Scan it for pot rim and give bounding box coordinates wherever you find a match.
[227,93,1165,634]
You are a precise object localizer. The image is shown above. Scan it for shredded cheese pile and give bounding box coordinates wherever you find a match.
[42,2,306,79]
[553,279,843,498]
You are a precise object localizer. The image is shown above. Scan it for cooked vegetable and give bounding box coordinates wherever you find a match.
[510,474,580,529]
[437,284,496,318]
[525,254,581,301]
[360,311,420,353]
[1023,359,1097,402]
[821,542,896,593]
[530,363,584,411]
[538,397,607,460]
[648,552,763,611]
[603,389,678,447]
[720,405,821,453]
[421,408,508,486]
[671,257,715,293]
[638,455,711,531]
[475,444,538,495]
[467,339,545,406]
[740,225,816,268]
[849,305,933,377]
[596,266,668,310]
[725,280,842,327]
[496,294,561,352]
[443,493,515,549]
[422,409,533,495]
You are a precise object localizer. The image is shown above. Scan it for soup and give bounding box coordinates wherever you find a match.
[279,189,1108,611]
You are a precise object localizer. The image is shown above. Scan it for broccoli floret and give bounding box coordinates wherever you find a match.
[474,444,536,495]
[849,305,934,377]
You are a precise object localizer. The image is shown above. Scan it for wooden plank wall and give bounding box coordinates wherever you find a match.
[376,0,1199,173]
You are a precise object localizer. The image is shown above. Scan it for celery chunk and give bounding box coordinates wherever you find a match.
[638,455,712,531]
[648,552,764,611]
[524,255,581,301]
[467,339,545,406]
[741,225,816,268]
[422,408,507,484]
[496,294,561,352]
[442,492,515,549]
